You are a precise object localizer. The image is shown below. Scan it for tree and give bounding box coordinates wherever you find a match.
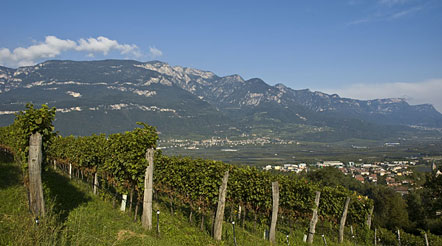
[368,186,409,230]
[405,190,428,230]
[307,167,365,192]
[423,167,442,234]
[10,103,56,171]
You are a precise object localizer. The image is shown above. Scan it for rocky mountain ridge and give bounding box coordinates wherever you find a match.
[0,59,441,140]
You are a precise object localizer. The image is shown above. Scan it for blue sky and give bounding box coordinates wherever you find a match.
[1,0,442,110]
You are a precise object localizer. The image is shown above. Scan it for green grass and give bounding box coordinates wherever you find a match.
[0,157,365,245]
[0,159,260,245]
[0,158,63,245]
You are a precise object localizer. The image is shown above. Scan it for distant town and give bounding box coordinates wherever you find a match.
[159,136,404,150]
[263,160,441,196]
[158,135,296,150]
[159,136,442,197]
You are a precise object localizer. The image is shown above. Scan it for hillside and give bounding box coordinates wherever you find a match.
[0,157,272,245]
[3,148,442,245]
[1,59,441,140]
[1,152,369,246]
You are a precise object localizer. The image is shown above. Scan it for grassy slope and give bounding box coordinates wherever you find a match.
[1,157,357,245]
[0,159,220,245]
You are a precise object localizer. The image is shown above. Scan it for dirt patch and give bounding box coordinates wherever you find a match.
[116,229,146,241]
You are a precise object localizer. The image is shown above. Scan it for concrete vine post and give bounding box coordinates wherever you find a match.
[120,194,127,212]
[232,221,237,246]
[93,172,99,195]
[374,228,377,246]
[156,210,160,236]
[339,197,351,243]
[322,234,328,246]
[269,181,279,244]
[69,163,72,179]
[307,191,321,244]
[238,205,241,220]
[350,225,354,241]
[28,132,45,217]
[142,148,154,229]
[213,170,229,241]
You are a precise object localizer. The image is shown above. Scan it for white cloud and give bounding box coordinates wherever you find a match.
[0,36,142,67]
[321,79,442,113]
[0,36,76,67]
[379,0,412,6]
[76,36,139,56]
[149,46,163,59]
[348,6,422,26]
[389,6,422,19]
[347,18,374,26]
[348,0,425,25]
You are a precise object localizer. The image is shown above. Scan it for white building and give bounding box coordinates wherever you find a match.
[323,161,344,167]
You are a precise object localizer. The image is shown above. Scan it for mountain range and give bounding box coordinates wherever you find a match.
[1,59,441,141]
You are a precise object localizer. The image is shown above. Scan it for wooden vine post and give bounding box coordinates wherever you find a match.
[366,205,374,229]
[28,132,45,217]
[142,148,154,229]
[339,197,351,243]
[269,181,279,244]
[213,170,229,241]
[307,191,321,244]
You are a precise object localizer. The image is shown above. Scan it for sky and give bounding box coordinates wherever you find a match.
[1,0,442,111]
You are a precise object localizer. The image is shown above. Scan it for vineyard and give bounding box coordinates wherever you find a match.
[44,123,375,237]
[1,104,441,245]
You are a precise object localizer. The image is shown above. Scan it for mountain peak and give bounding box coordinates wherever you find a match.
[275,83,287,89]
[1,59,441,138]
[222,74,244,82]
[146,60,167,65]
[247,78,266,84]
